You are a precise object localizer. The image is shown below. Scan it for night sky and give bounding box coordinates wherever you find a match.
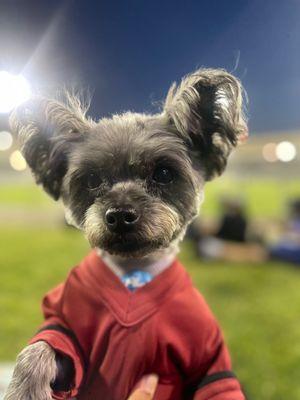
[0,0,299,133]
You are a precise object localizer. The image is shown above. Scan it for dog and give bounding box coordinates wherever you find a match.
[5,68,247,400]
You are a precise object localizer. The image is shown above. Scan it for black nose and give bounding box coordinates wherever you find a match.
[105,208,139,233]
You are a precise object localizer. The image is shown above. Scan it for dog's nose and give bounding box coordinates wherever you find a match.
[105,208,139,233]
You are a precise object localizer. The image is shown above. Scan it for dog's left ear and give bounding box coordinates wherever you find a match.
[164,68,248,180]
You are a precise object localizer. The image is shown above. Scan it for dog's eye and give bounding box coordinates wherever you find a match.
[152,166,173,184]
[87,173,102,189]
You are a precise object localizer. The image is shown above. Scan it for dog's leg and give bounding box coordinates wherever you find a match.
[4,342,57,400]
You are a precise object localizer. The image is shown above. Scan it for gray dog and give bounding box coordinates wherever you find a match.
[5,68,247,400]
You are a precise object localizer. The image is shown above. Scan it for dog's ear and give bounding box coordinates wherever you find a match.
[164,68,248,180]
[9,96,91,199]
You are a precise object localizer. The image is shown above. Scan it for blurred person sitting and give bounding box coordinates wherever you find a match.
[269,198,300,264]
[190,196,266,263]
[215,197,247,243]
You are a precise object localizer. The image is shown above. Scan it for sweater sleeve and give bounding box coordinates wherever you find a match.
[29,282,85,400]
[191,335,245,400]
[187,313,245,400]
[169,289,246,400]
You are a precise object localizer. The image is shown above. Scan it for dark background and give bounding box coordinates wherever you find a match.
[0,0,299,132]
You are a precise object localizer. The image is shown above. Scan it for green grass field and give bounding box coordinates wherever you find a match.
[1,176,300,217]
[1,180,300,399]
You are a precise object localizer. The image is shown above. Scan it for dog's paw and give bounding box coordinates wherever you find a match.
[51,351,75,392]
[4,341,57,400]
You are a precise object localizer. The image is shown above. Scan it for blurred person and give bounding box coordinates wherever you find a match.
[269,198,300,264]
[215,197,247,243]
[195,197,266,263]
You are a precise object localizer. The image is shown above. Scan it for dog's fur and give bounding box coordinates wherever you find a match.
[5,68,247,399]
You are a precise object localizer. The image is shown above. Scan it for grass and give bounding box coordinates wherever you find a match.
[0,227,89,358]
[181,244,300,400]
[1,177,300,217]
[0,183,53,208]
[1,181,300,399]
[202,177,300,219]
[1,227,300,399]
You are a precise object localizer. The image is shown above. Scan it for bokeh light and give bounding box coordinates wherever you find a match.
[9,150,27,171]
[262,142,277,162]
[0,71,31,113]
[0,130,13,151]
[276,141,297,162]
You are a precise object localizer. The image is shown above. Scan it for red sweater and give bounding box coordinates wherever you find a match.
[30,250,245,400]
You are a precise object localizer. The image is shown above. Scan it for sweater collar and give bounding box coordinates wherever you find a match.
[99,249,176,279]
[82,250,191,327]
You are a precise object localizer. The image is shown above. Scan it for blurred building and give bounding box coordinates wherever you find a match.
[0,127,299,182]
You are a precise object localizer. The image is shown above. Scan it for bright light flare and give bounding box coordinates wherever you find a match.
[0,71,31,113]
[276,141,297,162]
[0,130,13,151]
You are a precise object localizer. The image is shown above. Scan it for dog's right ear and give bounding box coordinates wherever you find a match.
[9,97,91,200]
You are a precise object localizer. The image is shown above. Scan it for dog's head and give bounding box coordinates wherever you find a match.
[10,69,247,257]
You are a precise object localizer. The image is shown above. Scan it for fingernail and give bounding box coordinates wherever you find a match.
[138,374,158,396]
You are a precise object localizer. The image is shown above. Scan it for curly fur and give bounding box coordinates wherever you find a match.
[164,68,247,179]
[4,342,57,400]
[9,95,94,199]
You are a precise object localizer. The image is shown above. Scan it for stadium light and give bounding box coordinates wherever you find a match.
[0,71,31,113]
[262,142,277,162]
[276,141,297,162]
[0,130,13,151]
